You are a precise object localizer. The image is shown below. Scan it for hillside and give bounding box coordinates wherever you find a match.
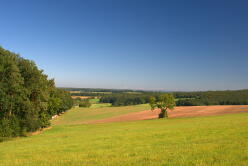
[0,105,247,166]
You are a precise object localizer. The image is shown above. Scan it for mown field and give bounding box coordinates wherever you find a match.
[52,104,150,125]
[0,105,248,166]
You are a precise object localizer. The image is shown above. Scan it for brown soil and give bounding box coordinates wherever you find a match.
[86,105,248,124]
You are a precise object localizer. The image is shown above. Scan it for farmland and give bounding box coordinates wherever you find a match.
[0,104,248,166]
[1,1,248,166]
[68,88,248,107]
[71,96,90,99]
[86,105,248,124]
[52,104,150,125]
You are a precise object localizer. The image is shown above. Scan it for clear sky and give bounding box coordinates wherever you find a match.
[1,0,248,91]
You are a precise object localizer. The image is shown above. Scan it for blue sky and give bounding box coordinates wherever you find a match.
[1,0,248,91]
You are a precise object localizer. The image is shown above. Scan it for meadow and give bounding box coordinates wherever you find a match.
[0,104,248,166]
[52,104,150,125]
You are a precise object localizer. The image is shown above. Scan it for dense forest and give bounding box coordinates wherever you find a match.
[100,94,149,106]
[0,47,73,139]
[100,93,162,106]
[174,90,248,106]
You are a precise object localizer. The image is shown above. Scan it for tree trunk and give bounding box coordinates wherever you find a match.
[158,108,168,118]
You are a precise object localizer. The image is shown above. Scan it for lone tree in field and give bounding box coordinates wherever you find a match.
[149,94,176,118]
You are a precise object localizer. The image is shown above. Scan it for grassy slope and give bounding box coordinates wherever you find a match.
[52,104,150,125]
[0,106,248,166]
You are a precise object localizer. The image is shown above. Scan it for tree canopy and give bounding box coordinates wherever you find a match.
[0,47,73,139]
[149,94,176,118]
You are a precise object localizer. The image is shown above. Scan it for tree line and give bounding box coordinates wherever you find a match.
[174,90,248,106]
[64,88,145,93]
[99,90,248,107]
[100,93,162,106]
[0,47,73,139]
[69,89,145,97]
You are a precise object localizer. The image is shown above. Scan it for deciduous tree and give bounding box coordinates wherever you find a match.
[149,94,175,118]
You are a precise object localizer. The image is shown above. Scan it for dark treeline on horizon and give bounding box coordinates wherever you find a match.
[67,87,248,106]
[63,88,146,93]
[63,88,146,97]
[98,90,248,106]
[100,93,158,106]
[0,47,73,140]
[174,90,248,106]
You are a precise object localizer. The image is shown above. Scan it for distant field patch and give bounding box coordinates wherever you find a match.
[69,91,81,93]
[91,92,112,94]
[91,103,112,108]
[71,96,90,99]
[123,91,143,94]
[89,98,100,103]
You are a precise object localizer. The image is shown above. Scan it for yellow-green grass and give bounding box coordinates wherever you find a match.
[90,103,112,108]
[0,106,248,166]
[89,98,100,104]
[52,104,150,125]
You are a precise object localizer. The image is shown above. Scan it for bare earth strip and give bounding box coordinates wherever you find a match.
[86,105,248,124]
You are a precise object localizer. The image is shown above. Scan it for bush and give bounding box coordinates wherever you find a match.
[0,117,21,137]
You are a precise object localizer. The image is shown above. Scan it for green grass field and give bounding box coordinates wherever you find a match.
[90,103,112,108]
[0,105,247,166]
[89,98,100,104]
[88,98,112,108]
[52,104,150,125]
